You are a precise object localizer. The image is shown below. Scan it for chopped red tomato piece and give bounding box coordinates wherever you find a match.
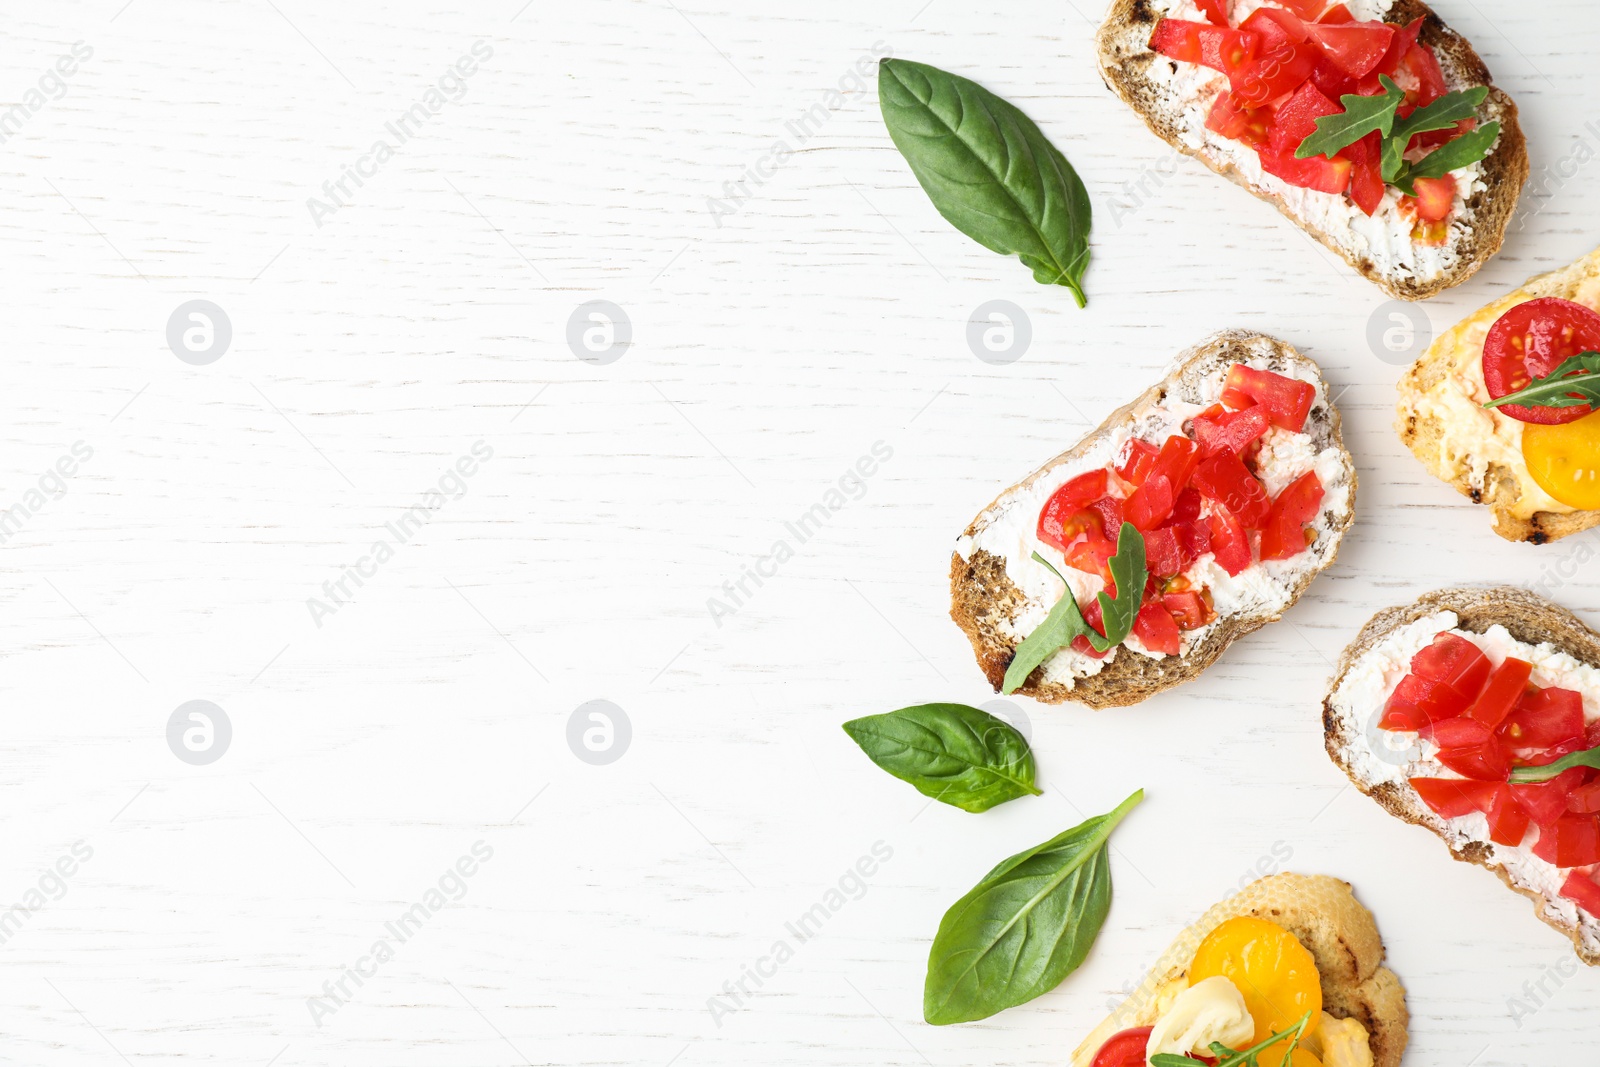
[1230,39,1317,109]
[1559,870,1600,917]
[1308,55,1355,100]
[1206,91,1273,149]
[1512,768,1586,829]
[1039,470,1108,549]
[1205,503,1251,576]
[1435,739,1510,783]
[1134,597,1183,655]
[1117,438,1160,486]
[1411,777,1497,819]
[1317,4,1353,23]
[1487,786,1531,846]
[1150,20,1259,76]
[1339,131,1384,216]
[1398,38,1447,106]
[1039,507,1103,552]
[1088,495,1125,536]
[1151,435,1201,490]
[1221,364,1316,429]
[1064,538,1116,584]
[1423,716,1494,749]
[1143,526,1183,578]
[1091,1027,1155,1067]
[1171,486,1204,525]
[1532,815,1600,869]
[1194,0,1228,25]
[1240,6,1308,49]
[1373,17,1422,80]
[1072,597,1112,660]
[1191,450,1271,527]
[1411,175,1456,222]
[1125,473,1176,531]
[1259,146,1353,194]
[1500,687,1586,750]
[1568,780,1600,815]
[1412,632,1492,696]
[1167,518,1211,570]
[1305,21,1394,77]
[1272,0,1329,21]
[1163,590,1213,630]
[1260,470,1325,560]
[1465,656,1533,728]
[1379,684,1430,731]
[1268,81,1341,153]
[1194,402,1271,458]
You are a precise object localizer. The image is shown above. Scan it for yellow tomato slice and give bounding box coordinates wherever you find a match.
[1523,409,1600,510]
[1189,917,1322,1067]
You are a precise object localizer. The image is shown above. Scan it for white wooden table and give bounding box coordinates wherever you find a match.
[2,1,1597,1063]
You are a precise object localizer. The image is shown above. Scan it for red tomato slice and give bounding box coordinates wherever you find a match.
[1163,590,1213,630]
[1500,687,1586,750]
[1317,3,1354,23]
[1091,1027,1155,1067]
[1559,870,1600,917]
[1125,473,1176,530]
[1143,526,1183,578]
[1411,632,1491,697]
[1465,657,1533,728]
[1435,740,1511,782]
[1481,297,1600,425]
[1194,404,1271,457]
[1487,785,1531,846]
[1339,130,1384,216]
[1268,80,1341,153]
[1088,495,1125,536]
[1532,815,1600,868]
[1134,597,1183,655]
[1411,777,1498,818]
[1191,450,1272,528]
[1411,175,1455,222]
[1117,438,1160,485]
[1194,0,1229,25]
[1305,22,1394,77]
[1259,146,1353,194]
[1206,91,1273,149]
[1221,364,1317,429]
[1205,503,1251,576]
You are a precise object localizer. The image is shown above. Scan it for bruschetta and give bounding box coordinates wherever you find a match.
[1072,872,1408,1067]
[951,329,1355,707]
[1325,586,1600,963]
[1096,0,1527,300]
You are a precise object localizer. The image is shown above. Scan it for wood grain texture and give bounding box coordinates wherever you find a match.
[1,0,1599,1064]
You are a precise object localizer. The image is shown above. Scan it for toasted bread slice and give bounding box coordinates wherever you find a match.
[1095,0,1528,301]
[1396,246,1600,544]
[951,329,1355,707]
[1324,586,1600,964]
[1070,872,1408,1067]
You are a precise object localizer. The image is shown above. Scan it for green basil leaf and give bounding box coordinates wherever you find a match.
[1510,743,1600,783]
[1395,120,1500,193]
[1296,76,1402,160]
[1482,352,1600,411]
[841,703,1041,813]
[878,58,1092,305]
[923,788,1143,1024]
[1000,523,1148,694]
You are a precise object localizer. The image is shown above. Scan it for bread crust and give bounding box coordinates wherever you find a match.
[1396,247,1600,544]
[1324,586,1600,965]
[1069,872,1408,1067]
[1095,0,1528,301]
[949,329,1355,707]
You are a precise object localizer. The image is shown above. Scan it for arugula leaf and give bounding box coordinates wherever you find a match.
[1000,523,1147,694]
[1482,352,1600,411]
[842,703,1040,813]
[878,58,1093,305]
[1510,744,1600,784]
[1296,76,1403,160]
[1381,86,1488,182]
[923,789,1143,1024]
[1394,120,1500,193]
[1149,1012,1312,1067]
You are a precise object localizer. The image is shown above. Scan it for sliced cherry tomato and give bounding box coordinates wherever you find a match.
[1206,503,1252,576]
[1163,590,1213,630]
[1192,450,1272,528]
[1091,1027,1154,1067]
[1088,495,1125,536]
[1532,814,1600,868]
[1523,408,1600,509]
[1143,526,1183,577]
[1118,438,1161,486]
[1207,90,1274,149]
[1435,739,1510,782]
[1500,687,1586,750]
[1411,777,1498,819]
[1410,174,1455,222]
[1465,657,1533,728]
[1126,473,1176,530]
[1339,130,1384,216]
[1567,780,1600,815]
[1194,403,1271,457]
[1558,870,1600,917]
[1258,146,1353,194]
[1487,785,1531,846]
[1268,80,1341,153]
[1064,538,1116,583]
[1134,597,1183,655]
[1412,632,1491,697]
[1038,470,1109,549]
[1305,21,1394,77]
[1230,38,1317,109]
[1221,365,1317,430]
